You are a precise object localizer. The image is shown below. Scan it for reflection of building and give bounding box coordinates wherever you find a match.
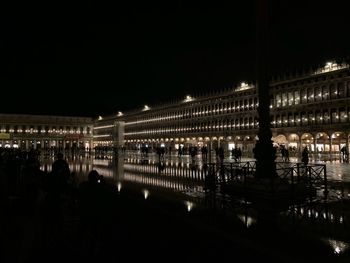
[95,61,350,155]
[0,114,93,150]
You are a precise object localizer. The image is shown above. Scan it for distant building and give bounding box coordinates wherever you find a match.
[0,114,93,151]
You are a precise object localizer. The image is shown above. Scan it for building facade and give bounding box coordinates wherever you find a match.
[1,61,349,156]
[94,61,350,156]
[0,114,93,151]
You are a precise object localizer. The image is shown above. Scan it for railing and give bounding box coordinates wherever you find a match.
[276,162,327,193]
[203,161,256,191]
[125,158,328,200]
[204,161,328,200]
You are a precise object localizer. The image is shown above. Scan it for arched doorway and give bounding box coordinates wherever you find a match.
[315,132,329,153]
[287,133,299,156]
[272,134,288,147]
[331,132,347,153]
[301,133,313,152]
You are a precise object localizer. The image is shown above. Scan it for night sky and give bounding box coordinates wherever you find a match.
[1,0,350,117]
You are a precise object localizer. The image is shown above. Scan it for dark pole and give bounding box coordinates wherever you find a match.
[254,0,277,178]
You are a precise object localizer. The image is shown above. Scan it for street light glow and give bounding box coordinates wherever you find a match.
[184,95,194,102]
[143,105,150,111]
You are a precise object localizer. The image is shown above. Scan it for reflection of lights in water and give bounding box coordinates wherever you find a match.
[143,189,149,199]
[326,239,349,255]
[117,182,122,192]
[238,214,256,228]
[340,216,343,224]
[185,201,194,212]
[123,173,185,191]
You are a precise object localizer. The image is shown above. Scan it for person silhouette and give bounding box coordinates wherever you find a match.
[78,170,115,259]
[301,147,309,165]
[340,146,349,162]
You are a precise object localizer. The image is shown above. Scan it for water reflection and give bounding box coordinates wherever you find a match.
[117,182,122,192]
[143,189,150,199]
[326,239,350,255]
[237,214,257,228]
[286,204,346,225]
[39,153,350,260]
[185,201,194,212]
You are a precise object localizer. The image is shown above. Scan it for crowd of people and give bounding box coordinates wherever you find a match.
[0,148,118,261]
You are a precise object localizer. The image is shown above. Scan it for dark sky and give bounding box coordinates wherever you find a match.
[1,0,350,117]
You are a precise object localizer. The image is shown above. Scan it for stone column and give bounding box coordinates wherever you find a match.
[346,133,349,152]
[313,134,317,153]
[209,140,213,163]
[253,0,276,178]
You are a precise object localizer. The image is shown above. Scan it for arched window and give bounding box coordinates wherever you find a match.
[330,84,338,99]
[338,82,345,98]
[322,85,329,100]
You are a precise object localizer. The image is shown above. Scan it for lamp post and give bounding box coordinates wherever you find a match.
[253,0,277,178]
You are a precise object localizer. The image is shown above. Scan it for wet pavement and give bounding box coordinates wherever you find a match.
[2,151,350,262]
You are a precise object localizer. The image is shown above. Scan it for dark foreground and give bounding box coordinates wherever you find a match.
[1,177,349,263]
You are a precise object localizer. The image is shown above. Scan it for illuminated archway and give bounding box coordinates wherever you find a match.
[301,133,314,151]
[331,132,347,153]
[272,134,288,146]
[315,132,329,152]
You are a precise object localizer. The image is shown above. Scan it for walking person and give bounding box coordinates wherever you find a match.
[284,148,290,162]
[301,147,309,166]
[340,146,349,162]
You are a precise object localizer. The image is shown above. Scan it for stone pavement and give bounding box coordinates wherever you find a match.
[1,184,346,263]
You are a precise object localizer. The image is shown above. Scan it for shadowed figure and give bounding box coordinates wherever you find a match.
[42,152,71,249]
[301,147,309,166]
[78,170,116,260]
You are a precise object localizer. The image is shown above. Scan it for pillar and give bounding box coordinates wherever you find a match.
[313,134,317,153]
[209,140,213,162]
[254,0,277,178]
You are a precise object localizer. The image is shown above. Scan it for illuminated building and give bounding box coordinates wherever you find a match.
[96,61,350,155]
[0,114,93,150]
[1,61,349,155]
